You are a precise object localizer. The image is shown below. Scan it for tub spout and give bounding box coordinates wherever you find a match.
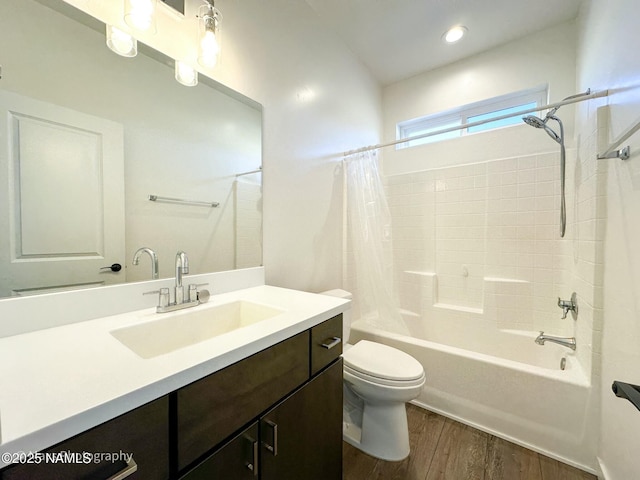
[535,331,576,350]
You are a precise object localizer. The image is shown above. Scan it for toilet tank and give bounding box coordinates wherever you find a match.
[320,289,352,344]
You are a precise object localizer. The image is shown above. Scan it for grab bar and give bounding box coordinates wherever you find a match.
[148,195,219,208]
[597,108,639,161]
[612,380,640,412]
[236,167,262,177]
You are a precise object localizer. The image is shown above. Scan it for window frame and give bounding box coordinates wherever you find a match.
[396,86,548,149]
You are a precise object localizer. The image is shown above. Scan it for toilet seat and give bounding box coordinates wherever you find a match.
[344,364,426,388]
[343,340,425,386]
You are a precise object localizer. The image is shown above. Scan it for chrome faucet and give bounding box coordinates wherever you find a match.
[132,247,159,279]
[535,331,576,350]
[174,251,190,305]
[145,251,201,313]
[143,251,208,313]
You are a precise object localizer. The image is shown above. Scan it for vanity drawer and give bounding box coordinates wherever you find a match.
[310,314,343,376]
[177,331,309,471]
[1,396,169,480]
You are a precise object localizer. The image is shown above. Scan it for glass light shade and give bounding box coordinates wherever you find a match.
[175,61,198,87]
[106,25,137,57]
[197,3,221,68]
[124,0,157,33]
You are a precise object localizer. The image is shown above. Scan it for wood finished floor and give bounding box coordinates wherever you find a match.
[343,405,596,480]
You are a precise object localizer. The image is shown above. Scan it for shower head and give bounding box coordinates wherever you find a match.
[522,114,562,144]
[522,115,546,129]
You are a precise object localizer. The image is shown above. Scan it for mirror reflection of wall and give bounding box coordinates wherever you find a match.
[0,0,262,298]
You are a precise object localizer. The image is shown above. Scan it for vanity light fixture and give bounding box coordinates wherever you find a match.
[175,61,198,87]
[197,0,221,68]
[124,0,157,33]
[106,25,138,57]
[443,25,467,44]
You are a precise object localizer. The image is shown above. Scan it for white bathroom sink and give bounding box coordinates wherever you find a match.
[111,300,284,359]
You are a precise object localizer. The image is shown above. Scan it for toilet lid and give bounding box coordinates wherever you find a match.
[342,340,424,382]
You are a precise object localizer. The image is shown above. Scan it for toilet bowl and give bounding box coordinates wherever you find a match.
[321,290,426,461]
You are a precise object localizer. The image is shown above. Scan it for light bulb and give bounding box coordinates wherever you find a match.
[197,3,221,69]
[124,0,156,32]
[443,25,467,43]
[199,30,219,68]
[106,25,137,57]
[175,61,198,87]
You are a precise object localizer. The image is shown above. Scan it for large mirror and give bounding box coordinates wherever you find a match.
[0,0,262,298]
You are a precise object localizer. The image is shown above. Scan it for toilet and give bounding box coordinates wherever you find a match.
[321,289,426,461]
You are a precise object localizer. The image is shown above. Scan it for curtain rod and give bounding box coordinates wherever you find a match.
[344,89,609,156]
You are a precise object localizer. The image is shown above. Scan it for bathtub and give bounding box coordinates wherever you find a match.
[349,316,596,472]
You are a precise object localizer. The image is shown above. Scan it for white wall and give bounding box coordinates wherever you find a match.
[576,1,640,478]
[382,22,578,175]
[179,0,382,292]
[182,0,382,292]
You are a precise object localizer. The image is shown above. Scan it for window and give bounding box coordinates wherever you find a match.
[396,86,547,149]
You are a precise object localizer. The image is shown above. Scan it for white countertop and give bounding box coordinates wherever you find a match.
[0,285,349,466]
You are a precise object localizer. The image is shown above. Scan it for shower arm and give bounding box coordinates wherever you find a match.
[544,91,592,119]
[344,89,608,156]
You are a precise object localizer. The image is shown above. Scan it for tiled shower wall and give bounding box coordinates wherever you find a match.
[385,151,577,337]
[344,135,604,382]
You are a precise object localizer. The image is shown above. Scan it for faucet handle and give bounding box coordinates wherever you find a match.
[557,292,578,320]
[188,284,198,303]
[557,297,569,319]
[143,287,170,308]
[187,283,210,303]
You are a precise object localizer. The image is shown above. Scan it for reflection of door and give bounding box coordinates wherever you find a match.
[0,90,125,297]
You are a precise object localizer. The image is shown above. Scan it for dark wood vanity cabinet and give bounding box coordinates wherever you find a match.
[178,316,342,480]
[1,314,343,480]
[176,331,310,471]
[0,396,169,480]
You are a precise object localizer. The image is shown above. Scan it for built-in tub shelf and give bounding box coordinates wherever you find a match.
[433,303,483,314]
[612,380,640,412]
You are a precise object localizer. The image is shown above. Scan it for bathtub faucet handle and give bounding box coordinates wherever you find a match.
[557,292,578,320]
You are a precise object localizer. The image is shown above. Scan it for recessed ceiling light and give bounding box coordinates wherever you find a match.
[443,25,467,44]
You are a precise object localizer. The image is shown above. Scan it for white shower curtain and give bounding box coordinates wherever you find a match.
[345,150,408,335]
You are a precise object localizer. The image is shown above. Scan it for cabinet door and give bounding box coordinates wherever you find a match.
[260,359,343,480]
[1,396,169,480]
[177,332,309,471]
[181,423,259,480]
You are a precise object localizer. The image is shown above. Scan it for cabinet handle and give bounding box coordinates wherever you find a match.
[107,457,137,480]
[321,336,342,349]
[263,420,278,456]
[245,437,259,476]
